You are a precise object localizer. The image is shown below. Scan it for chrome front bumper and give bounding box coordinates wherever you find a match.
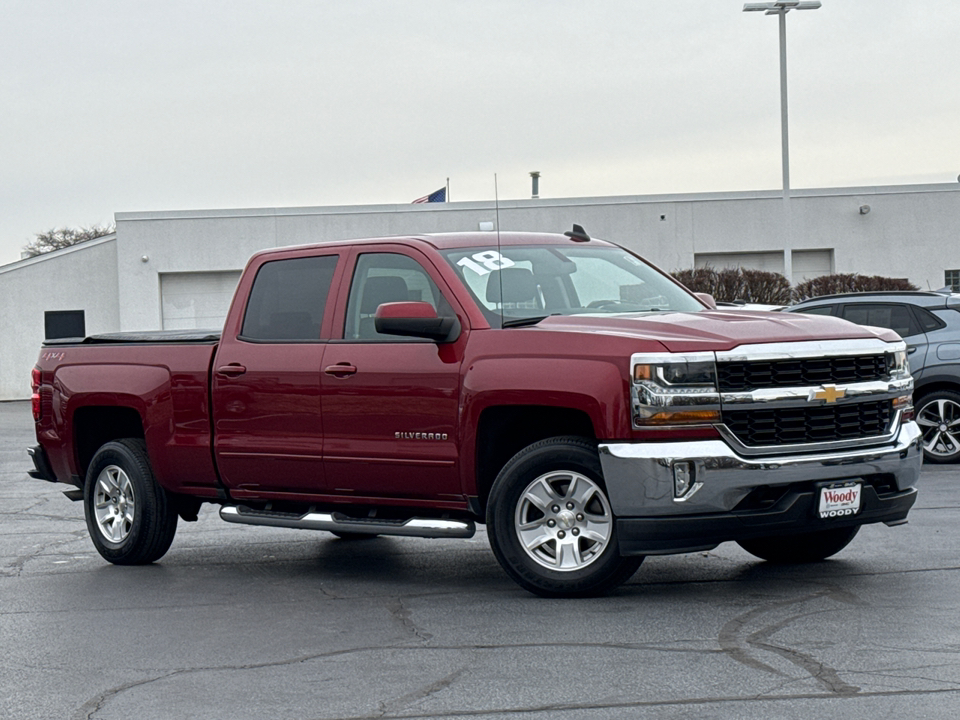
[598,420,923,518]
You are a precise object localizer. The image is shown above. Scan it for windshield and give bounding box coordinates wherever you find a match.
[441,244,704,324]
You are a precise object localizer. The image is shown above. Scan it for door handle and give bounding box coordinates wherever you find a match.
[907,346,918,355]
[216,364,247,377]
[324,363,357,377]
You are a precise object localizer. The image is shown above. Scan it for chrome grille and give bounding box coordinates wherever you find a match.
[717,354,889,392]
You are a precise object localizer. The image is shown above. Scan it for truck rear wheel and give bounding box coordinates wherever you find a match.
[486,437,643,597]
[737,525,860,563]
[83,439,178,565]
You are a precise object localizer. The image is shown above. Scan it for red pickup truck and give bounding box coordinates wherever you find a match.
[29,228,923,596]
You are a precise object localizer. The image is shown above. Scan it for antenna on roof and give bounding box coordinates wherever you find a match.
[495,174,503,329]
[564,224,591,242]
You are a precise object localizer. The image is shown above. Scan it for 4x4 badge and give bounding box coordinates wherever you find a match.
[810,385,846,404]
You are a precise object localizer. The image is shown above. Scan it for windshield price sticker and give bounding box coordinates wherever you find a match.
[818,482,862,519]
[457,251,515,276]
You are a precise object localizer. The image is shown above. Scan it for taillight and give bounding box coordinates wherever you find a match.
[31,366,41,421]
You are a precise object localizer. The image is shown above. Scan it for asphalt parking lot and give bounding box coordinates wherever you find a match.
[2,399,959,720]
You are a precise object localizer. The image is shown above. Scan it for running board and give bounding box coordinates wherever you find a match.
[219,505,476,539]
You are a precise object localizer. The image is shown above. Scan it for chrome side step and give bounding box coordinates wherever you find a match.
[219,505,476,539]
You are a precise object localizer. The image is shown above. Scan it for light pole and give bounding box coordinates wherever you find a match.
[743,0,821,283]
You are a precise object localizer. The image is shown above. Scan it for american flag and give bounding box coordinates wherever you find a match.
[412,187,446,203]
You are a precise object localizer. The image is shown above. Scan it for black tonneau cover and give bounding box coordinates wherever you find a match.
[43,329,221,346]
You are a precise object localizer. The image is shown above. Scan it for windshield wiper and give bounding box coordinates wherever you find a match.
[501,315,551,328]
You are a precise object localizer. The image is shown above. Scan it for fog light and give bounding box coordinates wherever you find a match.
[674,462,693,498]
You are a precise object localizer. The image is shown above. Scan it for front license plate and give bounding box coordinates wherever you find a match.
[818,482,862,519]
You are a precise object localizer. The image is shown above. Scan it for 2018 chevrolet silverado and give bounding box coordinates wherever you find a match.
[29,229,923,596]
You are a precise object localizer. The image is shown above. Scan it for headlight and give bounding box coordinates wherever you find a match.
[631,353,721,427]
[634,360,716,386]
[887,343,914,419]
[887,347,910,379]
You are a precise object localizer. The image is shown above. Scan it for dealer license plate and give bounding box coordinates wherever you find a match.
[818,482,862,519]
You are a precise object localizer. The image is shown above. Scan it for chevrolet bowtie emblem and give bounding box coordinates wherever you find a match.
[811,385,846,403]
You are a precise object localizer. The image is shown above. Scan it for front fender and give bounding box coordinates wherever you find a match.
[459,356,630,494]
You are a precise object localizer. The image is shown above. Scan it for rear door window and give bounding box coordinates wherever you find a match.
[793,305,836,316]
[240,255,339,342]
[839,303,922,338]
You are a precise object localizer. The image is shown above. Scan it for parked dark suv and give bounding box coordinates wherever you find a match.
[788,291,960,463]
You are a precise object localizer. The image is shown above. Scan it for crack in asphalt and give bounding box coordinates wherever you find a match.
[316,687,960,720]
[64,641,735,719]
[0,512,84,523]
[386,597,434,643]
[376,668,465,717]
[0,527,89,577]
[747,609,860,695]
[71,642,960,720]
[718,586,864,695]
[844,664,960,688]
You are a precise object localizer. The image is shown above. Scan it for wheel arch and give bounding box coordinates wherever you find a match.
[913,376,960,401]
[74,406,146,481]
[472,405,596,515]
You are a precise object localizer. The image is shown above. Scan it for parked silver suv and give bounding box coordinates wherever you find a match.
[788,290,960,463]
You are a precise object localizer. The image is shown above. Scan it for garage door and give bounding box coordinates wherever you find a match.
[160,271,242,330]
[791,249,834,284]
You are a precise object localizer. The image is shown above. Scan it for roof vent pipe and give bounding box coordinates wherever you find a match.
[529,171,540,199]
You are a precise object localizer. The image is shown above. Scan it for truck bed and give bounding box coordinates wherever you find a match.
[43,329,222,346]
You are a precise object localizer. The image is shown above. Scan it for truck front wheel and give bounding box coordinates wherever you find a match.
[737,525,860,563]
[486,437,643,597]
[83,439,178,565]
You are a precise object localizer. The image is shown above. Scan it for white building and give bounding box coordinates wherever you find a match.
[2,182,959,400]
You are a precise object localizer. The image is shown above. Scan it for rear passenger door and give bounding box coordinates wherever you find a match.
[839,303,929,372]
[212,251,342,499]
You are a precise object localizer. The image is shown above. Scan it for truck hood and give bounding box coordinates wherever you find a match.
[534,310,900,353]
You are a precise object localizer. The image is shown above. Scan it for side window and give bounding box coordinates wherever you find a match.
[841,303,921,338]
[344,253,452,341]
[240,255,338,341]
[793,305,835,316]
[912,306,945,332]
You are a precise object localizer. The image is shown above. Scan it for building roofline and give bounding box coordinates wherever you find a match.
[0,233,117,274]
[115,182,960,224]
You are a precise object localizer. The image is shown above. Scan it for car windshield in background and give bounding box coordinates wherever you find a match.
[442,245,703,325]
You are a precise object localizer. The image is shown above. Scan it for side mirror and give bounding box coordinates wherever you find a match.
[695,292,717,309]
[374,302,460,342]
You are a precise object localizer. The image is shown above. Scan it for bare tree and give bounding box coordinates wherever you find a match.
[793,273,918,301]
[672,266,792,304]
[22,223,116,258]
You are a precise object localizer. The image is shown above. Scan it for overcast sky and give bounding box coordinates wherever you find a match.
[2,0,958,265]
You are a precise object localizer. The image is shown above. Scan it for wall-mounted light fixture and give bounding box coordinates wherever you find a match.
[859,205,871,215]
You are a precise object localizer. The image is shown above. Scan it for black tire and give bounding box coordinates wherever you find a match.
[915,390,960,464]
[83,439,178,565]
[737,525,860,563]
[486,436,643,598]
